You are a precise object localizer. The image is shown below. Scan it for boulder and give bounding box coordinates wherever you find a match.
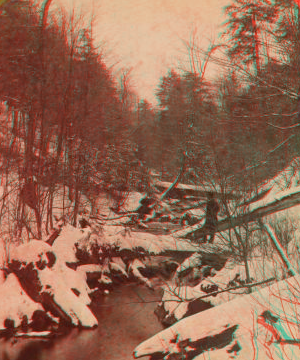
[0,273,43,331]
[52,224,92,264]
[157,257,280,326]
[76,264,102,283]
[8,240,97,328]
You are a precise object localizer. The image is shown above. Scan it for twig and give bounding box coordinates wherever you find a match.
[194,277,276,301]
[266,122,300,130]
[97,277,277,306]
[89,212,138,221]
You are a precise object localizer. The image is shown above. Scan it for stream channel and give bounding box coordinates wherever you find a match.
[0,283,164,360]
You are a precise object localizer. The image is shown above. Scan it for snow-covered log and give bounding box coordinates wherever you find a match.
[154,180,239,200]
[159,153,186,201]
[135,274,300,360]
[263,223,297,276]
[174,185,300,240]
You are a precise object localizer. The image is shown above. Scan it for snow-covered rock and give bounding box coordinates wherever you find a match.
[76,264,102,282]
[54,261,92,305]
[9,240,56,272]
[157,256,282,326]
[128,259,153,289]
[98,273,113,287]
[0,273,43,330]
[52,224,92,264]
[100,224,196,255]
[8,240,97,328]
[135,274,300,360]
[108,261,129,281]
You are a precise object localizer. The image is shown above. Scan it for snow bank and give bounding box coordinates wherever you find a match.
[135,274,300,360]
[100,225,196,255]
[157,255,283,326]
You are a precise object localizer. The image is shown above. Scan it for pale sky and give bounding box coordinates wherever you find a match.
[58,0,230,104]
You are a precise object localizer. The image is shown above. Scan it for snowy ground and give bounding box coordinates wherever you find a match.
[1,158,300,360]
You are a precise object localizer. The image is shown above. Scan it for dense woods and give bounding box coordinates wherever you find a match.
[0,0,299,240]
[1,1,300,359]
[0,0,150,239]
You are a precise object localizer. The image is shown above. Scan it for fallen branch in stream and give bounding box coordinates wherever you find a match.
[194,276,276,301]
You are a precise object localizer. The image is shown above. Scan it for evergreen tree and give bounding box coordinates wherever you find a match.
[222,0,276,72]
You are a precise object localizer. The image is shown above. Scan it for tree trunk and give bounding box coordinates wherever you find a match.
[263,223,296,277]
[160,152,186,201]
[72,186,80,227]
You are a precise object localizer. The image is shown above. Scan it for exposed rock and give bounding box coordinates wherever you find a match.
[30,310,57,332]
[98,274,113,287]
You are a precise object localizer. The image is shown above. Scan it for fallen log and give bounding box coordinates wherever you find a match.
[173,185,300,240]
[263,223,297,277]
[154,180,239,200]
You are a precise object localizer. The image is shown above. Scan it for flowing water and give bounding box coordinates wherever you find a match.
[0,284,164,360]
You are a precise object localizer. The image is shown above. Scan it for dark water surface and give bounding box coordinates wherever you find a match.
[0,284,164,360]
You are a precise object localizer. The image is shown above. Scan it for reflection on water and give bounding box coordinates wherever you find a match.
[0,284,163,360]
